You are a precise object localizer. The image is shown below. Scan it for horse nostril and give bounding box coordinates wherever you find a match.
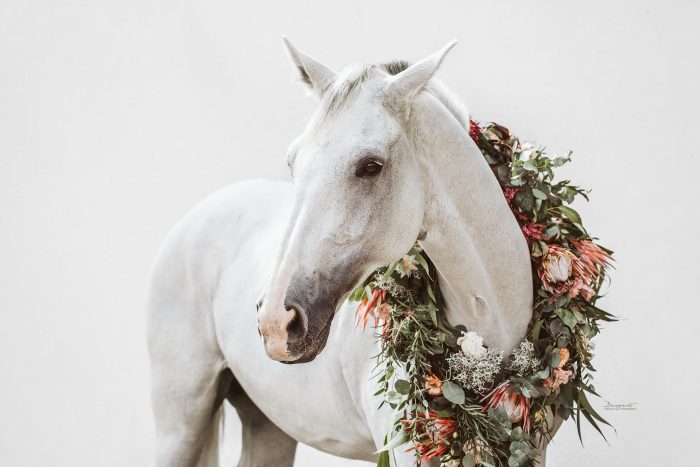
[285,308,307,343]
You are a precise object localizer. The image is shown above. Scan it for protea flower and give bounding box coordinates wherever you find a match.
[572,240,613,286]
[482,381,531,432]
[539,245,577,291]
[355,289,386,330]
[403,411,456,463]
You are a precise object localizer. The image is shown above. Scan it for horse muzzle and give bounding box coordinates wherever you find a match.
[257,297,335,363]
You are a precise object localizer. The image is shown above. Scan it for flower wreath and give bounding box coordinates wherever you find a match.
[352,120,615,467]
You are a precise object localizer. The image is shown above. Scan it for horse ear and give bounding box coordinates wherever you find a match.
[384,40,458,107]
[282,36,336,97]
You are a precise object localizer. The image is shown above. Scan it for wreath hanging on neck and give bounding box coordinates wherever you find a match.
[351,120,615,467]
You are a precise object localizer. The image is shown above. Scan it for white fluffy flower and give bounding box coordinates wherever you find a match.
[508,340,541,376]
[396,255,419,278]
[457,331,486,357]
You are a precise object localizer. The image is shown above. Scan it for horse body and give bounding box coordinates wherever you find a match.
[149,180,383,464]
[148,40,548,467]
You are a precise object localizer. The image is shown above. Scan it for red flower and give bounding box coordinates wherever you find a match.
[482,381,531,432]
[503,186,520,204]
[403,411,456,463]
[521,222,546,241]
[469,118,482,145]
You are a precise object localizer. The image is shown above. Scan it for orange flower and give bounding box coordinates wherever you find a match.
[355,289,387,330]
[543,348,573,391]
[556,348,570,368]
[482,381,531,432]
[403,411,456,463]
[543,368,573,391]
[423,374,443,396]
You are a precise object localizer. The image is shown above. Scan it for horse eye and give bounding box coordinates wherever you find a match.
[356,159,384,177]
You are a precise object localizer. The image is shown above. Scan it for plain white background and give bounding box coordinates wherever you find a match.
[1,1,699,465]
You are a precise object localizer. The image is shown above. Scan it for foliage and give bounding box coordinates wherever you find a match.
[352,121,615,466]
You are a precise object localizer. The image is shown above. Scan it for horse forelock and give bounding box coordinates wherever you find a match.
[319,59,467,129]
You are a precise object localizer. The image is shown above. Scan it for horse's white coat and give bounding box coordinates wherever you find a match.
[147,41,538,466]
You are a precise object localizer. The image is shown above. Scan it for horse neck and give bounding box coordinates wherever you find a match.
[411,94,533,354]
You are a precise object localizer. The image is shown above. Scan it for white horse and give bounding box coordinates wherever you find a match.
[147,39,553,467]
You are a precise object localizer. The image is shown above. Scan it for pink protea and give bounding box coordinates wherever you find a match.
[572,240,613,284]
[539,245,578,294]
[482,381,531,432]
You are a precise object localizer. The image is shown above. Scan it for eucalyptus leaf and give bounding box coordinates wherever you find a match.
[442,380,466,405]
[394,379,411,395]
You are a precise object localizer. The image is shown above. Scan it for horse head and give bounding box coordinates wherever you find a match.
[257,38,458,363]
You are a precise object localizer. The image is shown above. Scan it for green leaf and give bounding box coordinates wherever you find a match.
[414,253,432,278]
[442,380,466,405]
[375,429,409,453]
[428,305,438,326]
[554,308,577,330]
[376,450,390,467]
[382,261,399,280]
[462,453,476,467]
[550,349,561,368]
[394,379,411,395]
[385,391,403,405]
[532,188,548,200]
[555,205,582,224]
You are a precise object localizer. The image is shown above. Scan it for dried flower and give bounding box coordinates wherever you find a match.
[446,346,503,395]
[424,374,443,396]
[508,340,541,376]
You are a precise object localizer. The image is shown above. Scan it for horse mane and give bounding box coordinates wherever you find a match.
[318,60,469,130]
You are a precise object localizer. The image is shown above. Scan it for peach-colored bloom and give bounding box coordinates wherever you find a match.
[543,368,573,391]
[543,348,573,391]
[423,374,443,396]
